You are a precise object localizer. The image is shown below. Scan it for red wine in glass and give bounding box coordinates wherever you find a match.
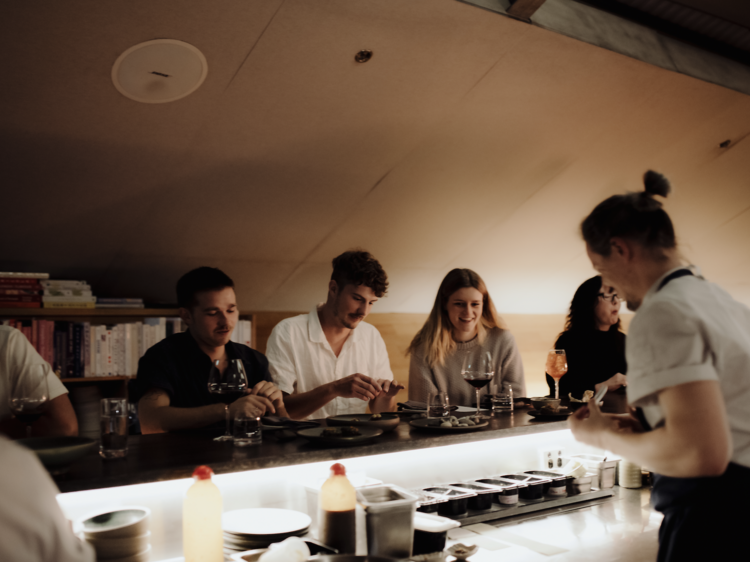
[208,359,248,441]
[461,350,494,421]
[9,365,50,437]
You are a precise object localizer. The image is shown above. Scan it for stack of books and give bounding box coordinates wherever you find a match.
[96,297,145,309]
[41,279,96,308]
[0,272,49,308]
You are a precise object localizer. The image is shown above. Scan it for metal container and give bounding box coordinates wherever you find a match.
[499,474,551,500]
[524,470,572,497]
[567,474,593,495]
[423,486,476,517]
[411,489,449,514]
[357,485,418,558]
[446,482,497,511]
[476,478,523,505]
[568,454,619,489]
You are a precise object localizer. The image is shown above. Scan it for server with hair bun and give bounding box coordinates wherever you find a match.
[569,171,750,561]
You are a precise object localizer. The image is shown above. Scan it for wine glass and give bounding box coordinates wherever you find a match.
[208,359,248,442]
[461,349,494,421]
[9,365,50,438]
[546,349,568,400]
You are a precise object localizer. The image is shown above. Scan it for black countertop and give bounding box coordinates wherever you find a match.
[54,409,576,493]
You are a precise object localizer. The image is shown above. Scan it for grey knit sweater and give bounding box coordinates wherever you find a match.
[408,328,526,406]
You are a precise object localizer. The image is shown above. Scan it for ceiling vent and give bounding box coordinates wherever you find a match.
[111,39,208,104]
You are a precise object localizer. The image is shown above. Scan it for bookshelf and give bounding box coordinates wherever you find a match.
[0,308,257,389]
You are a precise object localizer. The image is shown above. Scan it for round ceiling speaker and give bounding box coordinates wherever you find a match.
[112,39,208,103]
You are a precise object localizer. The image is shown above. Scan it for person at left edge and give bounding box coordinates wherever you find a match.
[132,267,287,434]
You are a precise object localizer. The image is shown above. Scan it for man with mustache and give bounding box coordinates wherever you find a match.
[134,267,286,433]
[266,250,403,419]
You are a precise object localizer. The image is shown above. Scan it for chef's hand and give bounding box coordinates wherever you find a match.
[333,374,381,401]
[594,373,627,393]
[373,379,404,398]
[570,398,643,448]
[230,394,275,417]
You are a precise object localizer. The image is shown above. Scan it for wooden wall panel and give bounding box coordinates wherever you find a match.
[253,311,633,404]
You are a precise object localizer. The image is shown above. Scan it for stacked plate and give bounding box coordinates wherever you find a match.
[222,508,311,559]
[79,507,151,562]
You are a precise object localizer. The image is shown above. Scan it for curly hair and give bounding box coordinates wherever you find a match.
[581,170,675,257]
[176,267,234,309]
[331,250,388,298]
[562,275,621,334]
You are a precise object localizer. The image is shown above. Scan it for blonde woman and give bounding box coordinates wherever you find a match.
[407,269,526,406]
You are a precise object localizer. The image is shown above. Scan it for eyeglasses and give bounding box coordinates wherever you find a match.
[598,293,620,303]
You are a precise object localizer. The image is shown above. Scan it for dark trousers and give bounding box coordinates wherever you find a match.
[653,463,750,561]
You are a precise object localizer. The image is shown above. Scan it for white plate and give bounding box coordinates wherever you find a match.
[222,508,312,537]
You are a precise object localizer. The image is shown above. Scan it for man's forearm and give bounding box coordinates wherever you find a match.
[283,384,337,420]
[140,403,225,434]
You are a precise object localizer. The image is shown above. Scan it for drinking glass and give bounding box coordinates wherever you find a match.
[461,349,494,421]
[9,365,49,437]
[100,398,128,459]
[208,359,248,442]
[546,349,568,400]
[427,391,449,419]
[233,409,262,446]
[491,382,513,413]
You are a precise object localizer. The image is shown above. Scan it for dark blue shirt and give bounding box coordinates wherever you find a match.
[132,330,272,408]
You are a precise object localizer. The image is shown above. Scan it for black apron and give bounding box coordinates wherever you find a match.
[639,269,750,561]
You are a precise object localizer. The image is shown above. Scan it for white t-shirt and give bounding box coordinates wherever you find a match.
[0,326,68,421]
[266,306,394,419]
[0,435,95,562]
[626,267,750,468]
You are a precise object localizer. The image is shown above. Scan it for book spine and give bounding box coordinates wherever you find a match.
[72,324,83,377]
[0,288,41,295]
[43,302,96,309]
[0,302,41,308]
[83,323,90,377]
[31,319,38,352]
[0,274,48,281]
[0,295,42,303]
[105,328,113,376]
[95,326,103,377]
[67,323,75,378]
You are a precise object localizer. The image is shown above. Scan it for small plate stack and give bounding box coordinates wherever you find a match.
[79,507,151,562]
[221,508,311,559]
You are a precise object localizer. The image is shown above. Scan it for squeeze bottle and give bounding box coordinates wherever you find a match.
[318,462,356,554]
[184,465,223,562]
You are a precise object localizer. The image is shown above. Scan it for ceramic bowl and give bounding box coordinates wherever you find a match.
[86,531,150,559]
[80,507,150,539]
[100,544,151,562]
[530,397,561,410]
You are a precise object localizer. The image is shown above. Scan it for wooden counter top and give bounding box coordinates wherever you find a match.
[54,410,571,493]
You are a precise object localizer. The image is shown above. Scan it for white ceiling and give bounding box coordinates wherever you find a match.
[1,0,749,313]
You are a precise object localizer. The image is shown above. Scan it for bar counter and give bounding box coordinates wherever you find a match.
[55,410,568,493]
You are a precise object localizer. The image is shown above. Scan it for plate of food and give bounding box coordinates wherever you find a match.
[296,426,383,446]
[327,413,400,433]
[409,416,489,432]
[528,407,572,420]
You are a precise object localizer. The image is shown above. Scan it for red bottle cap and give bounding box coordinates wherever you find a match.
[193,465,214,480]
[330,463,346,476]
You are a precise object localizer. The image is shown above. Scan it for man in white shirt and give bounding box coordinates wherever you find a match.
[0,325,78,438]
[0,435,94,562]
[266,250,404,419]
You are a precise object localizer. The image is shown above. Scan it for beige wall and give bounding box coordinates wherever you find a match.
[254,311,632,403]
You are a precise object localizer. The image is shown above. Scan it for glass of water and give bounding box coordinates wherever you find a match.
[100,398,128,459]
[233,410,262,446]
[491,383,513,413]
[427,391,449,419]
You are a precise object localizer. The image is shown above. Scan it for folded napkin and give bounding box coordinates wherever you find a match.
[261,415,320,430]
[398,401,427,411]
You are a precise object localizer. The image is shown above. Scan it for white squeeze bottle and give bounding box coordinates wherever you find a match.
[184,465,223,562]
[319,462,357,554]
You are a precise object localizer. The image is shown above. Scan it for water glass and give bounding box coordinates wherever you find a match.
[427,391,449,419]
[233,415,262,446]
[491,383,513,412]
[100,398,128,459]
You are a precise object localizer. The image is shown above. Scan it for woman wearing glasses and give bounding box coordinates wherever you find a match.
[545,275,627,399]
